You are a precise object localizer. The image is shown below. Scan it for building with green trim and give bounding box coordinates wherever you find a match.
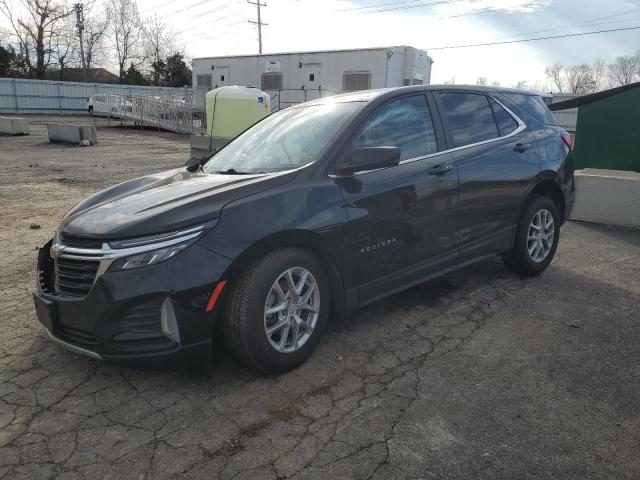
[549,83,640,172]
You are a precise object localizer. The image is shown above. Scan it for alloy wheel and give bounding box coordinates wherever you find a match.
[263,267,320,353]
[527,208,555,263]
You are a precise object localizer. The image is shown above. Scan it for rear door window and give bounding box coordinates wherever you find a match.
[488,98,519,136]
[353,95,437,162]
[438,92,499,147]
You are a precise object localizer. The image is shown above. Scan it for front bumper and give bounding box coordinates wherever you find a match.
[34,239,232,367]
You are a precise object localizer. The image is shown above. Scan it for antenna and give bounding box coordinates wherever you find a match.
[247,0,267,54]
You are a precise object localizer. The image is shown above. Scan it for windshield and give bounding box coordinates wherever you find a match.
[203,101,362,174]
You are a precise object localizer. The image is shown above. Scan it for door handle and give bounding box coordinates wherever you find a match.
[514,143,531,153]
[428,163,454,176]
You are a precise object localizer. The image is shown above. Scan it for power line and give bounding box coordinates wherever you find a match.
[181,4,243,23]
[425,25,640,50]
[336,0,453,12]
[247,0,267,54]
[192,19,247,40]
[175,9,244,35]
[492,7,640,41]
[358,0,464,14]
[139,0,181,14]
[171,0,211,16]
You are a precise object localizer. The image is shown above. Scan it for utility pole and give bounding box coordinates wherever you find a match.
[73,3,86,81]
[248,0,267,54]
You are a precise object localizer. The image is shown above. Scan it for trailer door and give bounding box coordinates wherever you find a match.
[303,64,321,101]
[214,66,230,88]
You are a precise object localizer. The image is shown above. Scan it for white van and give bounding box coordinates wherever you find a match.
[86,94,113,117]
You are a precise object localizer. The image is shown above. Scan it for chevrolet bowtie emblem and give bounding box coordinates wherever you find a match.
[49,244,64,259]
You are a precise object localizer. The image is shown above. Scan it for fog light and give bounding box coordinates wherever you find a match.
[161,298,180,344]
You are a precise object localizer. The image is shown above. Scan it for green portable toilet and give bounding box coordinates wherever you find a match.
[206,86,271,138]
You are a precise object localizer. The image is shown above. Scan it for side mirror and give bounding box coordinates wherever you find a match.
[186,157,204,172]
[336,146,401,176]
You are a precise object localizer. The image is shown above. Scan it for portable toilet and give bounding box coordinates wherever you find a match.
[190,86,271,161]
[205,85,270,137]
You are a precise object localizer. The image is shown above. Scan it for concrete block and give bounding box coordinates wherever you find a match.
[570,168,640,228]
[0,116,30,135]
[189,135,232,161]
[47,124,97,145]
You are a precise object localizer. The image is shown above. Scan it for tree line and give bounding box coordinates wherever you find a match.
[544,53,640,94]
[470,53,640,94]
[0,0,191,87]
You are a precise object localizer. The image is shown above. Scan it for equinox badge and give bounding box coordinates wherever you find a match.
[360,238,397,254]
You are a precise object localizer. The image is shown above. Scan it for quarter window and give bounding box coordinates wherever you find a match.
[502,93,557,125]
[353,95,437,162]
[489,98,519,136]
[439,92,499,147]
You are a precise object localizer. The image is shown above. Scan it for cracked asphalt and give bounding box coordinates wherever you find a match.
[1,117,639,479]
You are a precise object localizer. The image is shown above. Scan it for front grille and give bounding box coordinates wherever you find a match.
[59,234,103,249]
[55,257,100,297]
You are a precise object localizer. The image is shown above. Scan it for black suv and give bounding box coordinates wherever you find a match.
[34,86,574,372]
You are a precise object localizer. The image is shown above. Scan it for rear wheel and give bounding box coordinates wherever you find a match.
[223,248,329,373]
[503,194,560,276]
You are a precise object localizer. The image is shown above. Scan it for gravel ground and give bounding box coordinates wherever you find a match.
[0,116,639,480]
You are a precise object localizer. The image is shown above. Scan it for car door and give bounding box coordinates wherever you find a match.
[435,91,542,263]
[334,93,459,304]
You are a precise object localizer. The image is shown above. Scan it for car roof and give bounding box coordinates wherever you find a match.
[299,85,546,108]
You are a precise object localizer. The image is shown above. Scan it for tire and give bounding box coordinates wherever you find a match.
[223,248,330,373]
[502,194,560,276]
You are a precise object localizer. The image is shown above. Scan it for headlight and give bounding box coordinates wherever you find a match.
[106,223,212,272]
[108,242,191,271]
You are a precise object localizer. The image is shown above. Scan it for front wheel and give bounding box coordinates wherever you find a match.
[503,194,560,276]
[223,248,329,373]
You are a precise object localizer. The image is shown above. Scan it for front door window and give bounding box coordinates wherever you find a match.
[352,95,438,162]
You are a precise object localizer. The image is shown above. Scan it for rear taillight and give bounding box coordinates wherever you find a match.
[561,131,573,149]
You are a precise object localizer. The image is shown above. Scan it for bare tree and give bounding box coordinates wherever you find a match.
[71,0,109,81]
[106,0,142,82]
[0,0,72,79]
[53,14,77,79]
[592,58,606,91]
[143,14,175,85]
[515,80,528,90]
[607,54,640,86]
[544,63,564,93]
[565,64,597,94]
[475,76,487,86]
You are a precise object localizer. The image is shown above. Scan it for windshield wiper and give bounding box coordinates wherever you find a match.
[214,168,266,175]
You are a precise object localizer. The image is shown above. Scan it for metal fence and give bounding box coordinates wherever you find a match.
[265,87,340,112]
[0,77,202,115]
[104,93,206,135]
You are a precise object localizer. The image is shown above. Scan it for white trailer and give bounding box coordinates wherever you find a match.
[191,46,433,110]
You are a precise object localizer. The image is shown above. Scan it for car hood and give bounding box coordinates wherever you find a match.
[60,168,295,239]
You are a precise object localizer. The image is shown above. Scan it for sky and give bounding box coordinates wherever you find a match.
[5,0,640,88]
[132,0,640,89]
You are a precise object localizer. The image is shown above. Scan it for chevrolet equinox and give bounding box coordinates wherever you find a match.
[34,85,575,372]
